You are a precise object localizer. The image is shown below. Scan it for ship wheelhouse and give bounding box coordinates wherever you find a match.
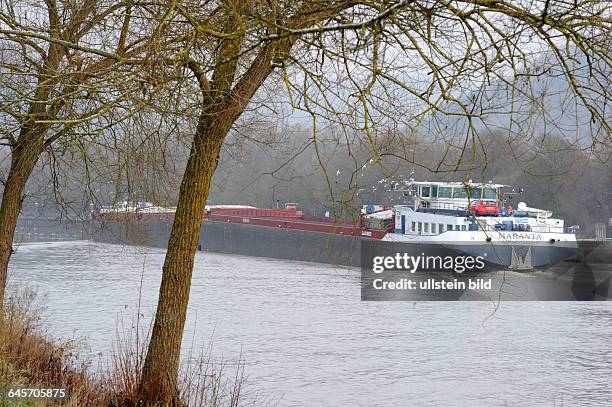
[411,181,505,210]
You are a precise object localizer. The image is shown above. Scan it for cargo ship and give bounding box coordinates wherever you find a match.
[93,180,579,270]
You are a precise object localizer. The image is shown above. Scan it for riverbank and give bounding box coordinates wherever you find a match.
[1,287,249,407]
[0,288,106,406]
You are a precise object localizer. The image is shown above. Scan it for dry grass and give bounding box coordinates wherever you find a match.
[0,287,106,406]
[1,288,270,407]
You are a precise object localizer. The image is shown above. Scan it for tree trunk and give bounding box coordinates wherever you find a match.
[0,144,42,309]
[139,113,226,405]
[139,34,290,404]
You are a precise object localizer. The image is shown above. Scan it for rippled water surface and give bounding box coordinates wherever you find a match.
[8,240,612,406]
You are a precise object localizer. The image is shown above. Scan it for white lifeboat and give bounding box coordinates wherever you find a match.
[517,202,552,219]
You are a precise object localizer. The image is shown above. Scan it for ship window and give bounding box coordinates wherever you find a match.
[483,188,497,199]
[467,187,481,200]
[418,222,423,234]
[454,225,460,231]
[432,223,437,234]
[438,187,452,198]
[431,186,438,198]
[411,221,416,232]
[461,225,467,231]
[439,224,445,234]
[452,188,467,199]
[447,224,453,231]
[421,186,430,198]
[424,223,430,233]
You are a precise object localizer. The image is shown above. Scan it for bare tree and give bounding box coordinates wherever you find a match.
[0,0,164,306]
[136,0,610,404]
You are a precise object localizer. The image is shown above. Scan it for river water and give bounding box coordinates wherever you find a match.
[8,240,612,406]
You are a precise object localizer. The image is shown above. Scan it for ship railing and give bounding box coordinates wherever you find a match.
[302,215,355,225]
[428,201,466,211]
[478,222,566,234]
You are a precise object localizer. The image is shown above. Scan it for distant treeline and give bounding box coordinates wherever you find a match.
[209,128,610,235]
[19,125,611,236]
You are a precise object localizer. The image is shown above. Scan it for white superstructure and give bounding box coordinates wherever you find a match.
[98,200,177,214]
[97,201,256,215]
[384,180,577,244]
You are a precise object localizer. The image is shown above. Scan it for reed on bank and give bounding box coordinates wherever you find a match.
[0,288,259,407]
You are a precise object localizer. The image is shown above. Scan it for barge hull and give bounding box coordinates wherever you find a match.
[94,219,365,267]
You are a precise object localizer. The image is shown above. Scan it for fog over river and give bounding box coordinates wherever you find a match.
[8,241,612,406]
